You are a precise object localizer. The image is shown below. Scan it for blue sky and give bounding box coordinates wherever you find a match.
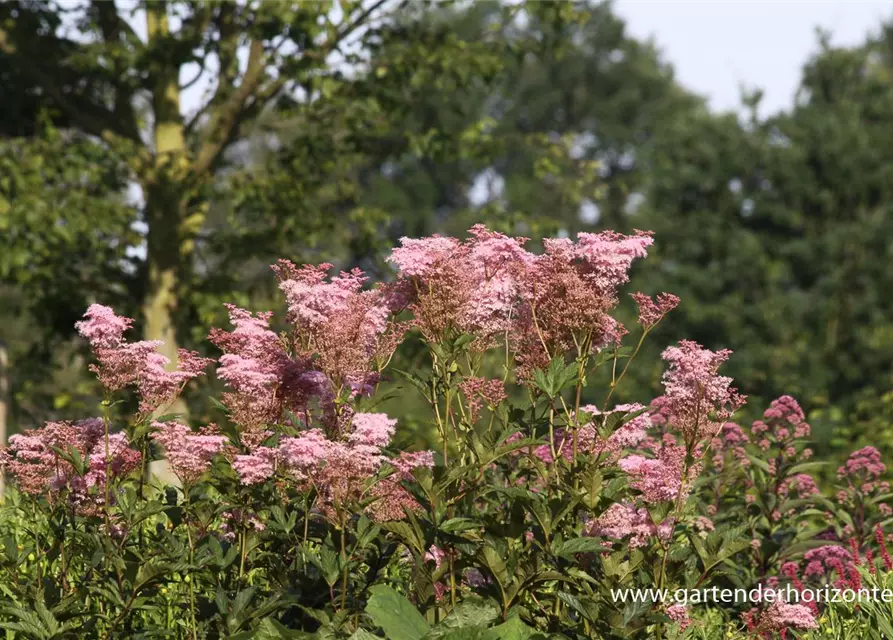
[615,0,891,116]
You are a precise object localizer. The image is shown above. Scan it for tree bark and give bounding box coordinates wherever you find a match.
[145,3,188,417]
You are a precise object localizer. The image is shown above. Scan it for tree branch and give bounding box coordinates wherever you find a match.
[192,38,268,176]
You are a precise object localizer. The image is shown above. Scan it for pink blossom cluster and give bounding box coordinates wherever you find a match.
[652,340,745,445]
[743,601,817,634]
[802,545,855,579]
[388,226,531,346]
[273,260,406,396]
[511,230,652,377]
[778,473,819,501]
[459,377,507,423]
[210,304,318,443]
[630,292,680,328]
[150,421,229,484]
[838,446,887,482]
[0,418,140,508]
[751,395,812,458]
[834,447,891,528]
[227,412,433,523]
[586,502,673,548]
[710,422,750,471]
[665,604,691,631]
[388,225,656,374]
[232,447,278,485]
[618,436,689,504]
[76,304,212,413]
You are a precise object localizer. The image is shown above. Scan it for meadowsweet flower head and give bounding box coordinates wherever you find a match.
[232,451,276,485]
[710,421,750,471]
[573,229,654,295]
[0,418,139,507]
[665,604,691,631]
[512,232,651,378]
[275,413,432,523]
[76,306,210,412]
[273,261,403,395]
[75,304,133,349]
[803,545,854,578]
[150,421,228,484]
[631,292,680,328]
[752,602,818,632]
[348,413,397,448]
[779,474,819,500]
[387,235,461,278]
[211,304,315,439]
[618,442,686,503]
[657,340,744,444]
[137,349,213,413]
[388,226,531,347]
[460,377,507,423]
[838,446,886,481]
[586,503,656,548]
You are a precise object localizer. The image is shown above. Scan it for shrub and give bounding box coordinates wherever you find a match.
[0,226,888,638]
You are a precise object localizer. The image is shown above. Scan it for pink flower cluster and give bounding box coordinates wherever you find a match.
[210,304,318,442]
[752,395,812,456]
[586,502,673,548]
[710,421,750,471]
[652,340,745,445]
[150,421,229,484]
[834,447,891,526]
[273,260,406,396]
[388,226,531,346]
[802,545,854,579]
[76,304,211,413]
[227,412,433,523]
[778,473,819,501]
[459,377,507,423]
[743,601,817,634]
[0,418,140,508]
[388,225,656,375]
[838,446,887,482]
[665,604,691,631]
[630,292,680,328]
[618,435,691,504]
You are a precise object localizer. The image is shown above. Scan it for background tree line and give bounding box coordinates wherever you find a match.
[2,0,893,463]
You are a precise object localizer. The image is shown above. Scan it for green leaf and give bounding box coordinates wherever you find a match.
[787,461,827,475]
[440,518,481,534]
[365,585,430,640]
[432,597,499,632]
[490,616,547,640]
[480,546,510,587]
[394,369,432,400]
[252,618,316,639]
[552,537,611,559]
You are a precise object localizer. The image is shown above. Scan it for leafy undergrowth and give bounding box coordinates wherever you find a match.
[0,226,890,638]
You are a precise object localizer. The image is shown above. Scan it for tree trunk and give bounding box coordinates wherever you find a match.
[144,185,185,371]
[145,3,188,419]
